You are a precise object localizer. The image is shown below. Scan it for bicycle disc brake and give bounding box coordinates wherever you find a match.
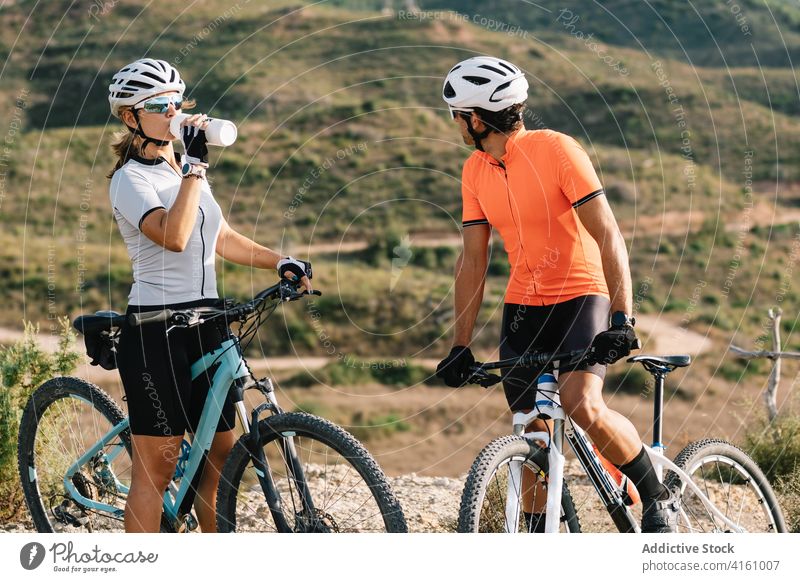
[296,509,339,533]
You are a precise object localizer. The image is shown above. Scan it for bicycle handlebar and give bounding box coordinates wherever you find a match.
[465,346,596,388]
[128,279,322,328]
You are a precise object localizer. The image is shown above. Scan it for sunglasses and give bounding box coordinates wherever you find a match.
[134,94,184,114]
[449,105,472,120]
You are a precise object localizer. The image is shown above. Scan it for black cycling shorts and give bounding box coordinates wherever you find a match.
[499,294,610,412]
[117,298,237,437]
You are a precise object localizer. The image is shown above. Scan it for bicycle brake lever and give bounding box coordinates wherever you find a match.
[466,366,502,388]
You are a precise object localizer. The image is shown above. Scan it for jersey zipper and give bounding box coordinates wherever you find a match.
[198,206,206,298]
[169,154,206,298]
[497,161,536,296]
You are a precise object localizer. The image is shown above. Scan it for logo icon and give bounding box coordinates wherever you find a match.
[20,542,46,570]
[390,234,413,292]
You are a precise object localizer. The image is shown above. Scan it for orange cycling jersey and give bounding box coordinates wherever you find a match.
[461,128,610,306]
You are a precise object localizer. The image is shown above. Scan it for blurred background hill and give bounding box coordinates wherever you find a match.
[0,0,798,478]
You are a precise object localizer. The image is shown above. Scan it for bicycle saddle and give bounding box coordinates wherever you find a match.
[627,354,691,369]
[72,311,127,335]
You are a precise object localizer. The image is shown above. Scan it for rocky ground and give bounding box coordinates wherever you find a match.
[0,460,621,533]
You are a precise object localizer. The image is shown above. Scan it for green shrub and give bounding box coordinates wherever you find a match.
[284,360,373,388]
[604,366,651,396]
[348,411,411,441]
[744,414,800,483]
[284,359,438,387]
[776,468,800,533]
[0,318,81,523]
[717,358,764,383]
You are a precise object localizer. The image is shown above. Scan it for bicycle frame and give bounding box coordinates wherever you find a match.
[503,364,747,533]
[61,332,312,531]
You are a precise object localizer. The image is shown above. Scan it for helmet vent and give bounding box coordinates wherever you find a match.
[464,76,490,86]
[477,64,507,76]
[443,81,456,98]
[497,61,516,73]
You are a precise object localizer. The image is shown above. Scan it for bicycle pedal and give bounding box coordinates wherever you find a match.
[177,513,198,533]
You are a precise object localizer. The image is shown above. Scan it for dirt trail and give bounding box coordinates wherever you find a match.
[302,201,800,256]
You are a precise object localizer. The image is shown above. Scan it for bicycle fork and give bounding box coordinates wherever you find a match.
[236,377,318,532]
[506,370,638,533]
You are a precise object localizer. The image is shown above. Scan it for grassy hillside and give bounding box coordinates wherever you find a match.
[336,0,800,68]
[0,0,798,364]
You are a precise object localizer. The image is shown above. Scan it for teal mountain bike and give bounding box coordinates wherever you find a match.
[17,279,407,533]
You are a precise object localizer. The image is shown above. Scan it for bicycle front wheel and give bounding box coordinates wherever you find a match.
[216,412,407,532]
[17,376,133,533]
[458,436,581,533]
[665,439,787,533]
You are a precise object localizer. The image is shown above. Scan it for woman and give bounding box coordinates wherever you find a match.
[107,58,312,532]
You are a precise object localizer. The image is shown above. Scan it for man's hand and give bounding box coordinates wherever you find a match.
[589,325,640,365]
[436,345,476,387]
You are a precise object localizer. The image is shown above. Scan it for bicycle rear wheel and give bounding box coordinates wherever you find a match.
[665,439,787,533]
[17,377,134,532]
[458,435,581,533]
[216,412,407,532]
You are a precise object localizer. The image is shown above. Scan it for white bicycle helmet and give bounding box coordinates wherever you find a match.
[108,58,185,118]
[442,56,528,113]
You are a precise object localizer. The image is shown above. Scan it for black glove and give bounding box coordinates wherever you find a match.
[277,257,312,281]
[436,345,475,387]
[589,325,639,365]
[181,122,209,166]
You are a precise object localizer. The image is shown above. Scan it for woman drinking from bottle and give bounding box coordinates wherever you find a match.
[107,58,312,532]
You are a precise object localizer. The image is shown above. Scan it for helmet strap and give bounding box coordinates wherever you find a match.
[462,112,493,152]
[128,108,170,153]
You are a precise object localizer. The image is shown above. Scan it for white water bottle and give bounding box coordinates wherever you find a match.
[170,113,237,146]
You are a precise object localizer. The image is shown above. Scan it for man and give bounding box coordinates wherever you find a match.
[435,56,677,533]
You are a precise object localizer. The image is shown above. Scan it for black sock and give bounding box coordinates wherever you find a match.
[614,446,668,502]
[522,511,547,533]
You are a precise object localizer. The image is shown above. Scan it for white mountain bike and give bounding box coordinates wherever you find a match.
[457,347,787,533]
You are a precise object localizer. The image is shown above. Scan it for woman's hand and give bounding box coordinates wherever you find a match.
[277,257,313,292]
[180,113,210,167]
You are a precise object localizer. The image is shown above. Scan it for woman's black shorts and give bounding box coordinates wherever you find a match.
[117,298,237,437]
[500,294,610,412]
